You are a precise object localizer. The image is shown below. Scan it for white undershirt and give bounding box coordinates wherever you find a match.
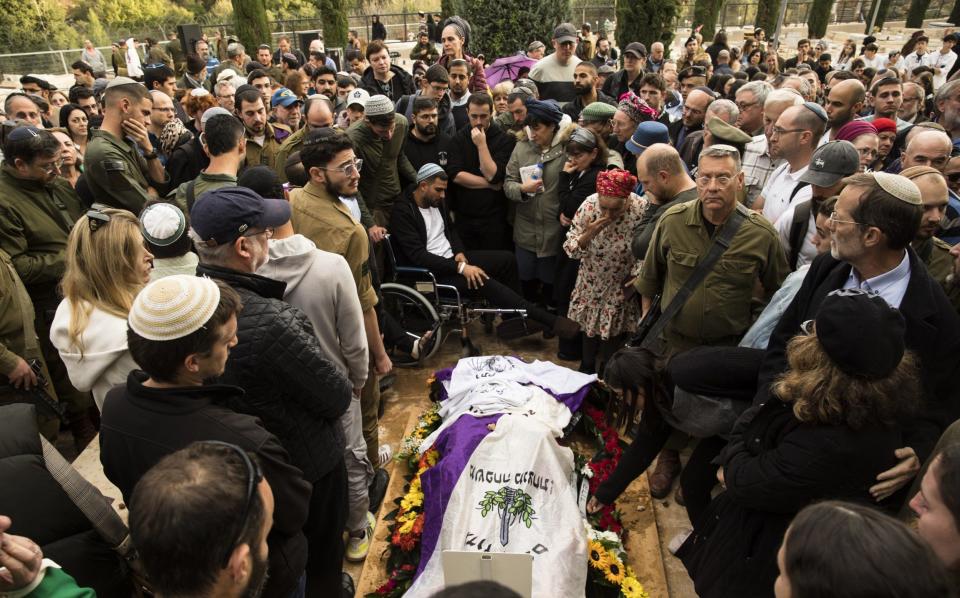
[419,206,453,258]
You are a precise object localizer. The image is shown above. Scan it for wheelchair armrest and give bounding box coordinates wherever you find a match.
[395,266,433,277]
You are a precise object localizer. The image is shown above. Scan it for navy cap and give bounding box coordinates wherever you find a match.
[190,186,291,247]
[626,121,669,155]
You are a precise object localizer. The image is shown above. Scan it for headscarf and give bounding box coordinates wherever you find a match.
[524,98,564,125]
[125,38,143,78]
[616,91,657,124]
[159,119,191,157]
[442,16,471,50]
[596,168,637,198]
[835,120,878,143]
[872,118,897,135]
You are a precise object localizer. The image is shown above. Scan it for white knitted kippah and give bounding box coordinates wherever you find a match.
[364,94,395,117]
[873,172,922,206]
[140,203,186,247]
[129,275,221,341]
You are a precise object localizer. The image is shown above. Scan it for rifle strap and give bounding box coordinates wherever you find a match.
[640,205,748,351]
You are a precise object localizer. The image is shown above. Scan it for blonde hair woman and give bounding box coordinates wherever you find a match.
[50,208,154,410]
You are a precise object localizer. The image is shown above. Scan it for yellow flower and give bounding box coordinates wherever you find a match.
[620,576,646,598]
[603,557,625,585]
[588,541,610,571]
[398,518,415,535]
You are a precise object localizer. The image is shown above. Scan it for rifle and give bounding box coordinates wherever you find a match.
[628,293,662,350]
[0,359,67,421]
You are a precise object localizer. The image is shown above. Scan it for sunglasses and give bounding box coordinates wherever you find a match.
[86,204,111,232]
[203,441,264,567]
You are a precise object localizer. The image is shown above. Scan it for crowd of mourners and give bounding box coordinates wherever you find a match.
[1,12,960,598]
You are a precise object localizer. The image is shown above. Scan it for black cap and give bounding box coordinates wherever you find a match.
[814,289,906,380]
[190,186,291,247]
[624,42,647,58]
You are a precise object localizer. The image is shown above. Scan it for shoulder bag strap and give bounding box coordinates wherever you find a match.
[640,207,748,351]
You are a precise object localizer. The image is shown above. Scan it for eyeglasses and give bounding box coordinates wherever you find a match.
[770,126,805,138]
[202,441,264,567]
[242,227,274,239]
[39,158,64,175]
[86,206,110,232]
[696,174,733,186]
[829,211,865,226]
[735,101,758,111]
[320,158,363,176]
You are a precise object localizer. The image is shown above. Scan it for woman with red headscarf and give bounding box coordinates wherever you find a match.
[871,117,898,170]
[563,168,647,374]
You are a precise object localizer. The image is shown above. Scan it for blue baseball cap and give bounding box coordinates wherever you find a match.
[625,121,670,156]
[190,186,291,247]
[271,87,302,109]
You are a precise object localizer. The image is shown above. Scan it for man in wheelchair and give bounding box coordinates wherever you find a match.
[390,163,581,340]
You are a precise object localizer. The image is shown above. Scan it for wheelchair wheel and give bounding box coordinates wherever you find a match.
[380,282,443,363]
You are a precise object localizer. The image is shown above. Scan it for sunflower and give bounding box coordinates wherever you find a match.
[620,576,646,598]
[588,541,610,571]
[604,557,626,585]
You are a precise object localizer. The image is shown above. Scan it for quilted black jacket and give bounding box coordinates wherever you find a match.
[198,264,352,481]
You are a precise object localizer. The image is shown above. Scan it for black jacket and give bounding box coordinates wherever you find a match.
[196,264,352,481]
[558,165,602,220]
[679,398,902,598]
[391,186,465,276]
[359,64,416,103]
[601,69,641,102]
[446,122,516,220]
[754,248,960,462]
[165,136,208,190]
[0,404,130,597]
[99,372,311,598]
[561,92,617,121]
[372,21,387,41]
[403,129,452,173]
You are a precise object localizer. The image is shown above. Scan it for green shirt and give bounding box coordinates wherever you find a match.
[0,165,84,299]
[84,129,167,213]
[0,247,39,376]
[636,198,789,352]
[171,171,238,213]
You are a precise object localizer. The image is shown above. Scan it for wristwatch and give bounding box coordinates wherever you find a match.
[142,149,158,160]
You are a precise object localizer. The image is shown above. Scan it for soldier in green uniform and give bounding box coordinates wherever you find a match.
[84,77,170,212]
[234,87,285,173]
[170,110,243,212]
[635,144,789,354]
[0,127,93,448]
[275,96,336,183]
[0,248,60,440]
[902,166,955,295]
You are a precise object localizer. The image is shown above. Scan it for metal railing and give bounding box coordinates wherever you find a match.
[673,0,955,30]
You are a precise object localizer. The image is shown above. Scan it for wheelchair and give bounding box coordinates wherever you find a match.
[379,235,534,364]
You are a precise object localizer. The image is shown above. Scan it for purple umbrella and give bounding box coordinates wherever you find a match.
[484,53,538,87]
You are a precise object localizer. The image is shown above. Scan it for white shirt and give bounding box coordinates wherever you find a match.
[861,53,886,70]
[902,51,937,74]
[419,206,453,258]
[933,50,957,89]
[774,201,818,268]
[339,195,362,222]
[842,250,911,308]
[760,162,813,224]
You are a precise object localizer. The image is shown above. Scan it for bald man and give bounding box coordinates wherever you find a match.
[903,167,954,288]
[632,144,697,258]
[741,88,803,207]
[670,88,713,148]
[902,130,953,174]
[756,104,825,223]
[823,79,865,144]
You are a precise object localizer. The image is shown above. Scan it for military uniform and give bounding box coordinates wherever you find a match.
[84,129,168,213]
[290,180,382,465]
[636,199,789,353]
[0,165,92,426]
[171,172,238,213]
[274,126,308,183]
[347,116,418,226]
[917,236,953,287]
[0,248,59,440]
[243,122,287,173]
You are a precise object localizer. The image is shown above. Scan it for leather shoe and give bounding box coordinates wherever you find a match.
[341,571,355,598]
[648,449,681,499]
[368,468,390,513]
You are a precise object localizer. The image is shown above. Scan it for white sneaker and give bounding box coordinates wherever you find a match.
[345,528,371,562]
[378,444,393,467]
